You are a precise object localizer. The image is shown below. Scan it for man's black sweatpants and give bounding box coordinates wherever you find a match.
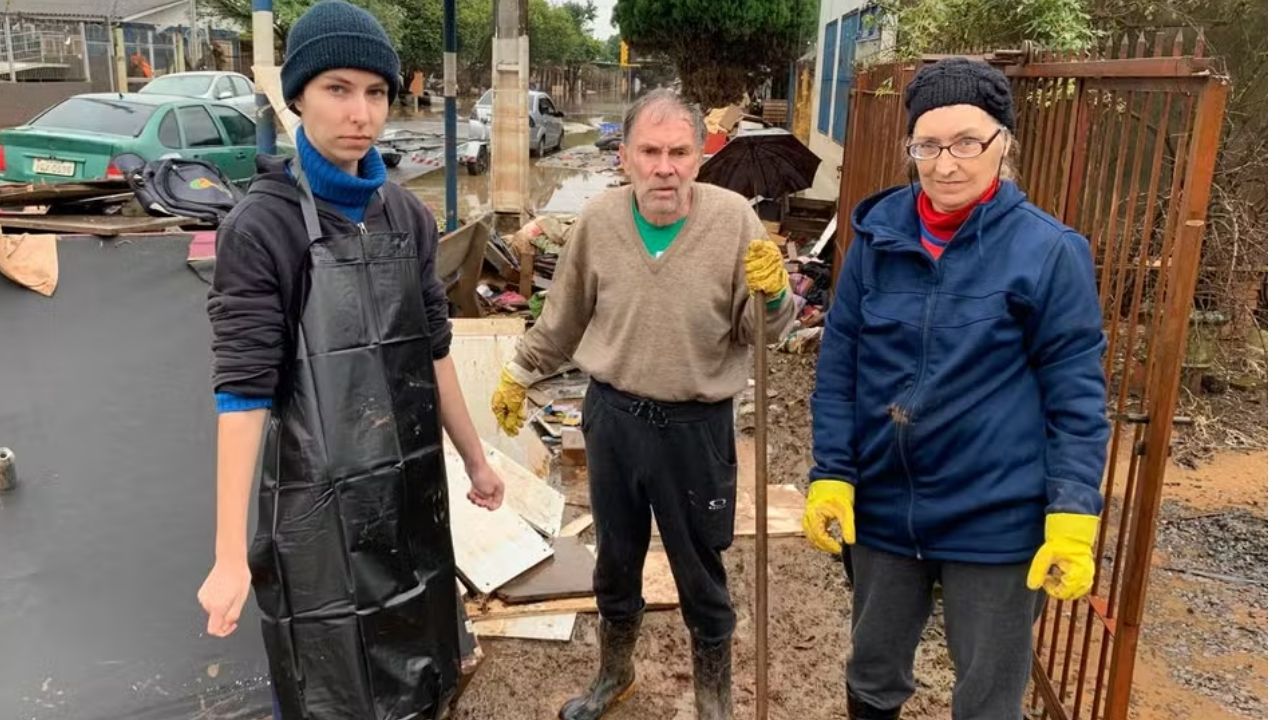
[582,379,738,642]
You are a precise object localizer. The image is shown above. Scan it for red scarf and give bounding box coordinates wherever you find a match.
[918,178,1000,260]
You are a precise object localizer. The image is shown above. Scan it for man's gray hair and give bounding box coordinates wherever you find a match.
[622,88,706,151]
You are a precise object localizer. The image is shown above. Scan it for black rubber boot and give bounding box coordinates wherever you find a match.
[559,613,643,720]
[692,635,732,720]
[847,688,902,720]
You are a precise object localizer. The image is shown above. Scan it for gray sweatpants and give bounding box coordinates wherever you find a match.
[844,544,1045,720]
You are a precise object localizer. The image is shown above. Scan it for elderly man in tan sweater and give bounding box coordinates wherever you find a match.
[490,89,796,720]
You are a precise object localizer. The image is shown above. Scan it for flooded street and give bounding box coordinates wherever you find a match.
[387,96,629,222]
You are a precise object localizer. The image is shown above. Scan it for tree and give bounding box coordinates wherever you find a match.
[599,33,622,63]
[613,0,818,106]
[199,0,407,51]
[876,0,1094,58]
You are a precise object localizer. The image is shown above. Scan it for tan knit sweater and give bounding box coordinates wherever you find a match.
[514,182,796,402]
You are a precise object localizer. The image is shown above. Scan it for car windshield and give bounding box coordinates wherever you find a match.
[141,75,214,97]
[29,98,158,137]
[477,90,493,106]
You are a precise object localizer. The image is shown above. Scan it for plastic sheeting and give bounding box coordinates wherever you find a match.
[0,236,272,719]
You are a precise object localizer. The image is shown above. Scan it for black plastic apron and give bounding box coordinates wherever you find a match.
[248,164,461,719]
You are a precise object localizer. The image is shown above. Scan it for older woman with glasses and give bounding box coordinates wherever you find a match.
[801,58,1111,720]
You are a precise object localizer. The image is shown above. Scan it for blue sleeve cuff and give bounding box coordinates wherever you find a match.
[215,392,273,414]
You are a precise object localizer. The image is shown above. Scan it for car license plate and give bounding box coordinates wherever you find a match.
[33,158,76,177]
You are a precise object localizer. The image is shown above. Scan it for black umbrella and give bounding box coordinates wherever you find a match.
[697,128,822,200]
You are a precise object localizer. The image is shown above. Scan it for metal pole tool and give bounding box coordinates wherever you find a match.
[752,291,769,719]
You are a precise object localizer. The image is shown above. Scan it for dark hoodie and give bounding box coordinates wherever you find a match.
[809,180,1109,563]
[207,155,452,399]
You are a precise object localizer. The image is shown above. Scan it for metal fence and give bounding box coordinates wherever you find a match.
[2,15,243,90]
[833,33,1230,720]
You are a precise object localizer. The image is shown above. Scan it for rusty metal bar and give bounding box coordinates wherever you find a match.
[1005,56,1216,79]
[1084,88,1120,258]
[1033,655,1072,720]
[1043,76,1075,212]
[1103,75,1230,720]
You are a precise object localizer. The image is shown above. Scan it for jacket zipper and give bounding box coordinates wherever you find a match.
[895,254,942,560]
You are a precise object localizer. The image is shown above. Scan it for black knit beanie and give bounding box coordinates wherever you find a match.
[904,57,1015,134]
[281,1,401,103]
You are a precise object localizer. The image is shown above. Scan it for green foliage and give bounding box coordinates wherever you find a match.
[613,0,818,106]
[202,0,603,92]
[878,0,1094,57]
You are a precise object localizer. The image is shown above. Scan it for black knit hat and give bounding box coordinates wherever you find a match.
[904,57,1015,134]
[281,0,401,103]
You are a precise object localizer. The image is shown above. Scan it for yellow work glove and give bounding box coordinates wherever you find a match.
[802,480,855,555]
[1027,513,1100,601]
[743,239,788,297]
[490,367,529,437]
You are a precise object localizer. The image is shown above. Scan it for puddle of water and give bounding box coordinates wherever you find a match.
[393,100,626,222]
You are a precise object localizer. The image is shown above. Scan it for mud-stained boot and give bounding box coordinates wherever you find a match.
[692,635,732,720]
[559,612,643,720]
[847,688,902,720]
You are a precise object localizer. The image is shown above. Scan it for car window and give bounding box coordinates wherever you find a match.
[477,89,493,106]
[177,106,224,147]
[158,110,181,148]
[29,97,157,137]
[211,105,255,146]
[232,76,254,97]
[140,75,213,97]
[214,76,235,100]
[539,97,556,115]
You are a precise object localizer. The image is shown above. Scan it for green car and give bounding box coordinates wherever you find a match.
[0,93,265,185]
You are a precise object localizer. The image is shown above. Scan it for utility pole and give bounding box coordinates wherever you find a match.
[443,0,458,231]
[252,0,276,154]
[490,0,529,233]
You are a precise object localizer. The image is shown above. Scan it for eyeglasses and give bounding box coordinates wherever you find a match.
[906,128,1006,161]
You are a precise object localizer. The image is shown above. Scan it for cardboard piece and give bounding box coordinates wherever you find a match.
[560,427,586,466]
[495,537,595,604]
[444,446,553,594]
[0,233,58,296]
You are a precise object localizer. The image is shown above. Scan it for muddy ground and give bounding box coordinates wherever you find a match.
[452,350,1267,719]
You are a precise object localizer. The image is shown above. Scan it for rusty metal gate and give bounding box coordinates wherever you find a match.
[833,33,1230,720]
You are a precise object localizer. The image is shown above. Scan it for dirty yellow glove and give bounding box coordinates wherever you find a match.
[802,480,855,555]
[743,239,788,297]
[490,367,529,437]
[1027,513,1100,601]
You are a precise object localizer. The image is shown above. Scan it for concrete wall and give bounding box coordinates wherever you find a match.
[0,81,92,129]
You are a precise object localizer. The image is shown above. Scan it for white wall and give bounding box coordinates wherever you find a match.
[804,0,864,200]
[804,0,895,201]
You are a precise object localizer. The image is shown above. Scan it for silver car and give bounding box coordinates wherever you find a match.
[470,89,565,156]
[140,71,257,117]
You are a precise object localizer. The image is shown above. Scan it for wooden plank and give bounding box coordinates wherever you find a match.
[495,537,595,604]
[252,64,301,136]
[444,445,553,594]
[0,213,195,236]
[446,436,564,537]
[472,613,577,642]
[0,180,131,207]
[466,550,678,619]
[478,438,564,537]
[448,318,553,476]
[558,513,593,538]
